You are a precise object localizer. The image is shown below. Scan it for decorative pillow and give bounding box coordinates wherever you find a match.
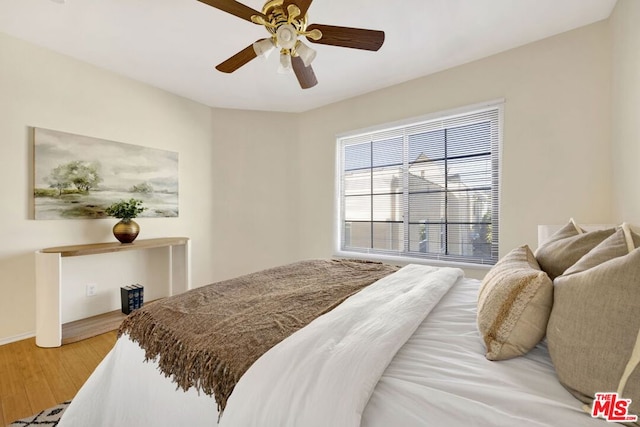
[534,219,615,280]
[547,227,640,421]
[564,224,640,275]
[477,245,553,361]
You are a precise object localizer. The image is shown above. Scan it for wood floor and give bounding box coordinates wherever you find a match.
[0,331,117,426]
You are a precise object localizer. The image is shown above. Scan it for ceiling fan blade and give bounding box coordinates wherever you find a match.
[196,0,266,23]
[291,56,318,89]
[306,24,385,51]
[215,41,260,73]
[284,0,313,17]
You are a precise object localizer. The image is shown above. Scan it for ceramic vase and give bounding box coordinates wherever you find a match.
[113,219,140,243]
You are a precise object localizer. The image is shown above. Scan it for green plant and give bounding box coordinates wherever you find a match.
[105,198,146,221]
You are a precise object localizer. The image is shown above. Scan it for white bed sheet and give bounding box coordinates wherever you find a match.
[60,275,618,427]
[361,277,616,426]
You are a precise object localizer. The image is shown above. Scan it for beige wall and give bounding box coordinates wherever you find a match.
[296,20,613,277]
[611,0,640,223]
[0,33,216,342]
[210,108,301,281]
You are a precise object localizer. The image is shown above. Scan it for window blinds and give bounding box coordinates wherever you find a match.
[338,105,501,265]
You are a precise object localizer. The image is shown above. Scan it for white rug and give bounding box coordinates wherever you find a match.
[9,401,70,426]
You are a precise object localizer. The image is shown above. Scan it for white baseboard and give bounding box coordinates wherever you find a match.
[0,331,35,346]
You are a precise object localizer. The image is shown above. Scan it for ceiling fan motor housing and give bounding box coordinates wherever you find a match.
[262,0,308,32]
[261,1,308,52]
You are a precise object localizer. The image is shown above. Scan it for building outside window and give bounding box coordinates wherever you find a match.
[336,102,502,266]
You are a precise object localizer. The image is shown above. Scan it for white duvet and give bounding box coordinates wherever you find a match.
[219,264,462,427]
[59,264,620,427]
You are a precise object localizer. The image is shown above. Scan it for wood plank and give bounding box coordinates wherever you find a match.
[0,344,15,398]
[2,390,33,426]
[23,377,56,418]
[41,237,189,257]
[14,339,42,383]
[87,331,118,360]
[62,311,126,345]
[13,340,56,414]
[38,346,78,404]
[57,343,100,391]
[14,339,57,413]
[0,342,26,398]
[61,299,162,345]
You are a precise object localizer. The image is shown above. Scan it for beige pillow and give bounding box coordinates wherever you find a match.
[477,245,553,361]
[534,219,615,280]
[564,224,640,275]
[547,228,640,422]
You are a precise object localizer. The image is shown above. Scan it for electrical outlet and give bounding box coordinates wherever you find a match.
[86,283,97,297]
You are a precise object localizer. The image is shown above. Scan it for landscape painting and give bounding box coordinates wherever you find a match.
[34,128,179,220]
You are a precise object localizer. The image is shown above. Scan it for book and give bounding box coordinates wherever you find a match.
[132,285,140,310]
[120,285,134,314]
[137,284,144,308]
[132,284,144,309]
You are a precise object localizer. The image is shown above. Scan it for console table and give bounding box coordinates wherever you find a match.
[35,237,191,347]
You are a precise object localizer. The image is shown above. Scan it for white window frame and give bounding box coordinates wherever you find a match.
[334,100,503,268]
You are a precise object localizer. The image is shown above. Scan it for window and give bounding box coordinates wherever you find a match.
[337,102,501,265]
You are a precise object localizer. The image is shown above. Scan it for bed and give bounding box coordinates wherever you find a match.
[58,224,638,427]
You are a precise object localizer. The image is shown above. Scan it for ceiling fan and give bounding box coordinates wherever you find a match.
[197,0,385,89]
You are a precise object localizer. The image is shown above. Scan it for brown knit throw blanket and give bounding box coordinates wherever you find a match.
[118,259,399,412]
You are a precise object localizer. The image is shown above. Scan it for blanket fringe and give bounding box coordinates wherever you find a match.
[120,312,236,412]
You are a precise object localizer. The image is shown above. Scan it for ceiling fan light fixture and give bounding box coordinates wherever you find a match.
[253,38,276,58]
[278,51,292,74]
[276,24,298,50]
[295,41,316,67]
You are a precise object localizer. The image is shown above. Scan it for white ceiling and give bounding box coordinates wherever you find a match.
[0,0,617,113]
